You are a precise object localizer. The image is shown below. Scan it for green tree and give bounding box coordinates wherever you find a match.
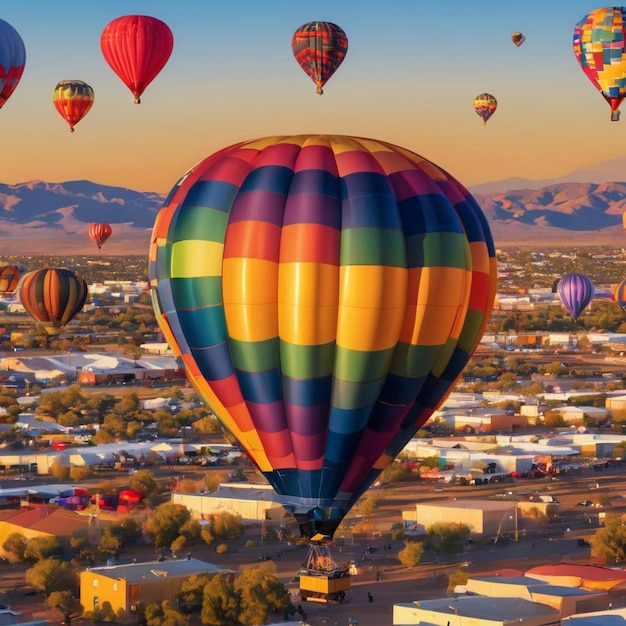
[447,567,469,594]
[144,601,188,626]
[591,513,626,564]
[69,466,93,482]
[179,573,213,611]
[427,522,471,554]
[201,574,239,626]
[201,511,244,545]
[25,558,79,595]
[49,462,70,480]
[379,461,411,485]
[398,542,424,567]
[358,494,381,519]
[24,536,63,562]
[143,503,193,548]
[235,563,292,626]
[47,590,83,625]
[128,469,159,498]
[2,532,27,563]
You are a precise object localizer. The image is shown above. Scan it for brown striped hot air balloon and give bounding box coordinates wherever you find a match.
[17,268,88,335]
[291,21,348,94]
[0,265,21,298]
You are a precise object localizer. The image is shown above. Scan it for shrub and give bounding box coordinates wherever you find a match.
[215,543,229,554]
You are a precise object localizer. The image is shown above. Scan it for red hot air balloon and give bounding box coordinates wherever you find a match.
[0,19,26,110]
[292,21,348,94]
[88,223,113,249]
[100,15,173,104]
[18,268,88,335]
[52,80,94,132]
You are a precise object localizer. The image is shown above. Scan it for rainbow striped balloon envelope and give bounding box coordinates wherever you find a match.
[149,134,497,538]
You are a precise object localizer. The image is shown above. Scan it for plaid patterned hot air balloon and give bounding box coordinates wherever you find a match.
[573,7,626,121]
[473,93,497,125]
[149,134,497,538]
[0,19,26,109]
[291,22,348,94]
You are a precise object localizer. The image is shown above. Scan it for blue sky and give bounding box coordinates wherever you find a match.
[0,0,623,193]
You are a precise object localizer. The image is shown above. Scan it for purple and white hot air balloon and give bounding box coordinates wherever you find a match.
[557,273,595,319]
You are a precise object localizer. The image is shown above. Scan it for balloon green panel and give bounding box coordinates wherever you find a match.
[406,232,469,269]
[172,206,228,243]
[280,342,336,379]
[339,228,406,267]
[154,245,172,281]
[229,337,280,372]
[333,345,394,383]
[431,336,460,377]
[389,343,444,378]
[332,378,385,410]
[170,276,223,309]
[457,309,484,349]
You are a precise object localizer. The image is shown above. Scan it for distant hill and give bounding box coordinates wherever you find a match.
[0,179,625,254]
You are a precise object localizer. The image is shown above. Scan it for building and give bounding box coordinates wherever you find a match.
[80,557,234,615]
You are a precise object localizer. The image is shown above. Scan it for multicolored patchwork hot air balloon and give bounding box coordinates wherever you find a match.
[291,21,348,94]
[88,223,113,249]
[52,80,94,132]
[473,93,497,125]
[100,15,173,104]
[18,268,88,335]
[557,273,595,320]
[0,265,21,298]
[149,134,497,538]
[573,7,626,121]
[0,18,26,110]
[511,32,526,47]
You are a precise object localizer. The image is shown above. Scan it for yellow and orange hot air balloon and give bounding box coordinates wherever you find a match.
[473,93,497,125]
[52,80,94,132]
[88,223,113,249]
[0,265,21,298]
[18,268,88,335]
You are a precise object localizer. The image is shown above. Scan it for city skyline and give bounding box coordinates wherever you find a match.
[1,0,624,194]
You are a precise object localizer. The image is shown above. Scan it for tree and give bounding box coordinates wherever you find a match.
[49,462,70,480]
[591,513,626,564]
[358,494,381,519]
[25,558,79,595]
[47,590,83,625]
[427,522,471,554]
[447,567,469,594]
[23,536,63,563]
[128,469,159,498]
[2,532,27,563]
[144,601,188,626]
[179,573,213,612]
[235,563,292,626]
[69,466,92,482]
[201,511,244,545]
[143,503,193,548]
[398,542,424,567]
[201,574,239,626]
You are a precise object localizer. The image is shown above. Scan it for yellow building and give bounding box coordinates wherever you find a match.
[80,557,234,615]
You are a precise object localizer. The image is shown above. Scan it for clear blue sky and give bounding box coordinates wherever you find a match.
[1,0,622,193]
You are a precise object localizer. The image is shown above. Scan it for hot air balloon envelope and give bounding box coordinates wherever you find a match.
[473,93,497,125]
[18,268,88,335]
[149,134,497,538]
[52,80,94,132]
[557,273,595,319]
[573,7,626,121]
[0,265,21,298]
[613,279,626,315]
[511,32,526,47]
[100,14,173,104]
[291,22,348,94]
[0,19,26,109]
[89,223,113,249]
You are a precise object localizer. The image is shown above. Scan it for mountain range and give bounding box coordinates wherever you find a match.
[0,177,625,255]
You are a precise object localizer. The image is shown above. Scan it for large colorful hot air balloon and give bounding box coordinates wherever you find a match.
[149,134,497,538]
[88,223,113,249]
[0,265,21,298]
[473,93,497,125]
[52,80,94,132]
[557,273,595,320]
[291,22,348,94]
[613,279,626,315]
[18,268,88,335]
[0,19,26,109]
[573,7,626,121]
[511,32,526,47]
[100,15,173,104]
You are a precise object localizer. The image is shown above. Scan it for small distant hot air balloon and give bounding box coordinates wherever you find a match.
[291,21,348,94]
[511,32,526,47]
[18,268,88,335]
[613,279,626,315]
[0,265,21,298]
[52,80,94,132]
[557,273,595,320]
[0,19,26,109]
[100,15,173,104]
[473,93,497,125]
[88,223,113,249]
[149,133,497,538]
[573,7,626,121]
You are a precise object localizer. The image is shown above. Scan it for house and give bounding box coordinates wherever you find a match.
[80,557,235,615]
